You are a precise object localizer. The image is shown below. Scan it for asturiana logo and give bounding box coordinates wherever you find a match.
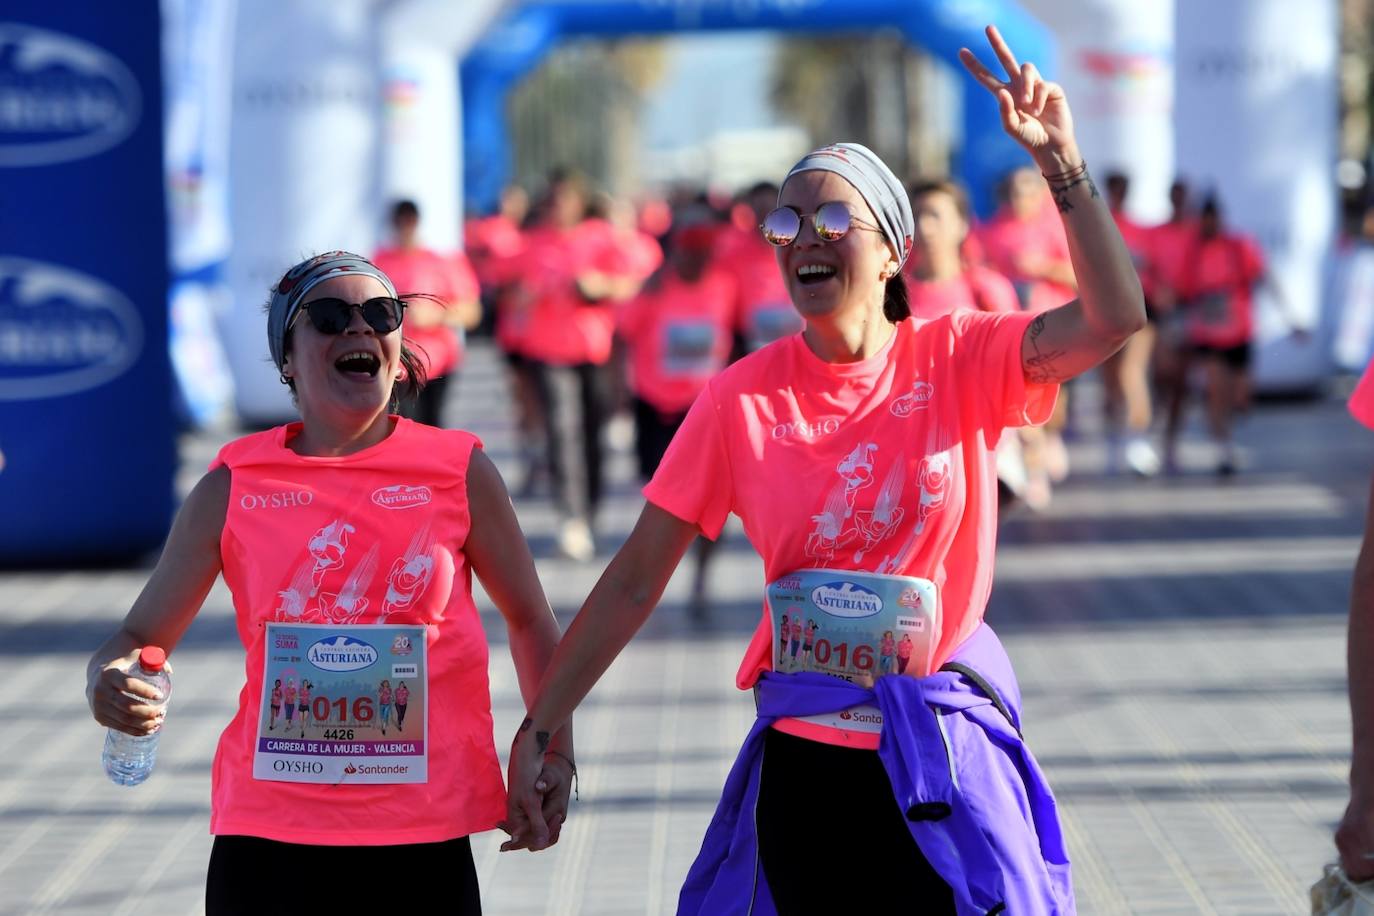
[0,24,143,167]
[0,257,144,401]
[811,581,883,618]
[306,635,378,673]
[371,484,432,510]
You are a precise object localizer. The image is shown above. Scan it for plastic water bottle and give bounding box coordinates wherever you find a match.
[101,646,171,786]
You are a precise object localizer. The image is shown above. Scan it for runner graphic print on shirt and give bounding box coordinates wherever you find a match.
[317,541,379,625]
[307,519,355,595]
[852,455,907,563]
[382,522,437,621]
[806,443,879,561]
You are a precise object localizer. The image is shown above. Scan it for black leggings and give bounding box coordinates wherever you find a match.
[756,729,956,914]
[206,834,480,915]
[396,702,408,728]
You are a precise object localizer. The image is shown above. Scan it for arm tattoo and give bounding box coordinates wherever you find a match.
[1025,313,1069,384]
[536,731,551,754]
[519,717,532,732]
[1048,172,1099,214]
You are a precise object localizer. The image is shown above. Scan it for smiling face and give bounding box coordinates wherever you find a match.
[774,170,897,323]
[280,273,402,424]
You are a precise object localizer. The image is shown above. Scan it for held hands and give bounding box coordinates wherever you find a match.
[959,25,1079,170]
[500,721,574,852]
[86,648,170,737]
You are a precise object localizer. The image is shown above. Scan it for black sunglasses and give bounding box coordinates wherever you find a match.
[291,297,406,336]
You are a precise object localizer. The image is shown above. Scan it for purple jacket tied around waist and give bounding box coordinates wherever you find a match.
[678,624,1074,915]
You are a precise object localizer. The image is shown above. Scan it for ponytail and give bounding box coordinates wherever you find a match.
[882,272,910,323]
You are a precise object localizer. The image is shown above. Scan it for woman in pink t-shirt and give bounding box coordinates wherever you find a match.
[86,252,574,914]
[905,179,1039,508]
[378,679,393,734]
[282,678,297,728]
[617,208,737,616]
[395,682,410,733]
[269,679,282,731]
[505,27,1145,913]
[297,680,312,738]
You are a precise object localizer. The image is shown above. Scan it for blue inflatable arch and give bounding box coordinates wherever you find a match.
[461,0,1056,217]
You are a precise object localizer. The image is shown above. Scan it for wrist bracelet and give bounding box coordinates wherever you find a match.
[1042,160,1087,183]
[545,749,579,801]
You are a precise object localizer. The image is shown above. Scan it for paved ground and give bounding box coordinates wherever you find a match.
[2,342,1370,915]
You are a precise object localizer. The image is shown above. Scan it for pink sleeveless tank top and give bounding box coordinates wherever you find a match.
[208,418,505,845]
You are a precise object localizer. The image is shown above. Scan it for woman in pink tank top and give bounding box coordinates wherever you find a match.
[86,252,574,915]
[503,28,1145,914]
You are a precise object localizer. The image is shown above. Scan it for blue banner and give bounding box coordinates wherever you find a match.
[0,3,174,562]
[461,0,1055,216]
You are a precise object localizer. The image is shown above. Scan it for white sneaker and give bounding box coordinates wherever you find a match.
[1124,438,1161,477]
[557,518,596,563]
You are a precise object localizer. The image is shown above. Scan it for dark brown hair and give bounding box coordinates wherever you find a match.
[883,273,910,323]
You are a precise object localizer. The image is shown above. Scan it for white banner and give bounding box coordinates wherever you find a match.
[1017,0,1174,224]
[1174,0,1337,390]
[224,0,385,423]
[379,0,507,250]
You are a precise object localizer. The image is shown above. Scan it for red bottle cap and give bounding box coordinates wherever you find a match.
[139,646,167,672]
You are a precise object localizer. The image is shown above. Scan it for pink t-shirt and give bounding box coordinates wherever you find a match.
[1351,359,1374,429]
[370,247,479,379]
[905,265,1020,321]
[396,685,409,705]
[1145,219,1198,305]
[517,223,632,366]
[208,419,505,845]
[1112,211,1155,301]
[379,686,393,705]
[617,268,737,414]
[897,636,914,660]
[975,209,1076,313]
[880,635,895,657]
[270,687,282,707]
[1182,233,1265,348]
[643,311,1057,748]
[715,231,802,352]
[465,215,525,289]
[283,684,296,705]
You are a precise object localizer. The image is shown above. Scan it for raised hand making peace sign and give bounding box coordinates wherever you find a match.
[959,25,1080,173]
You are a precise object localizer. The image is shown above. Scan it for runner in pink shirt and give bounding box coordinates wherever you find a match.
[395,682,410,733]
[878,630,896,675]
[1101,172,1162,477]
[617,207,735,615]
[86,252,574,914]
[378,679,393,734]
[372,200,481,428]
[282,678,297,728]
[517,172,652,561]
[269,679,282,731]
[896,633,915,674]
[1340,355,1374,880]
[906,179,1036,507]
[716,182,805,353]
[1161,194,1293,474]
[975,167,1076,497]
[905,179,1018,321]
[297,679,312,737]
[505,28,1145,911]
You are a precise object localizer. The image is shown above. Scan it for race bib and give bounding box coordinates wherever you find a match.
[661,320,716,377]
[766,569,939,735]
[1193,291,1232,327]
[254,624,427,784]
